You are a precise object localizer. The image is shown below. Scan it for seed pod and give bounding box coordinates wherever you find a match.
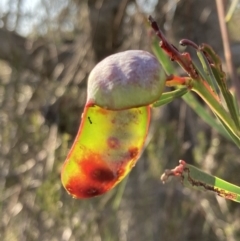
[61,105,150,198]
[61,50,165,199]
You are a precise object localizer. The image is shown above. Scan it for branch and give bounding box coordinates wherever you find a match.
[0,28,74,77]
[148,16,199,79]
[215,0,240,102]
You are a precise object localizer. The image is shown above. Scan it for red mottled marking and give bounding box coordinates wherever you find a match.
[63,154,120,198]
[107,137,120,149]
[128,147,139,158]
[111,118,116,124]
[63,153,137,198]
[80,157,116,182]
[91,168,115,182]
[66,178,103,198]
[63,143,144,199]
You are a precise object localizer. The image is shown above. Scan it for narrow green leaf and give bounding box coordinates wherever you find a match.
[232,90,240,117]
[151,38,174,75]
[196,50,218,93]
[152,88,188,107]
[182,92,231,140]
[225,0,239,22]
[200,44,240,130]
[217,117,240,148]
[112,176,128,210]
[183,163,240,203]
[161,161,240,203]
[191,78,240,144]
[211,66,240,129]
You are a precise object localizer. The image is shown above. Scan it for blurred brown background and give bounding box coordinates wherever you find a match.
[1,0,240,240]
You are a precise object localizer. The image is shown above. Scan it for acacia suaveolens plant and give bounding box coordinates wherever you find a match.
[61,16,240,203]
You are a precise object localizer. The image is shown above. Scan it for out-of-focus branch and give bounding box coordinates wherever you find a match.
[225,0,239,22]
[112,0,130,46]
[88,0,127,61]
[215,0,240,101]
[0,28,77,78]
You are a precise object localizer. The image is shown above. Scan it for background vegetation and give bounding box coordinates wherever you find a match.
[1,0,240,240]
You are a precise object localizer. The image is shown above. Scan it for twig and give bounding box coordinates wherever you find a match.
[215,0,240,102]
[148,16,198,79]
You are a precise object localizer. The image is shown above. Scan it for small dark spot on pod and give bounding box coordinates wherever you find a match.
[88,116,92,124]
[91,168,115,182]
[128,147,139,159]
[107,137,120,149]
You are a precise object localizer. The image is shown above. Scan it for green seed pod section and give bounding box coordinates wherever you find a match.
[61,105,150,199]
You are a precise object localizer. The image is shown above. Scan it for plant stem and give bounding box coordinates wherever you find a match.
[191,79,240,143]
[149,15,240,146]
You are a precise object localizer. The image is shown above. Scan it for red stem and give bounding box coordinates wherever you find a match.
[148,16,198,79]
